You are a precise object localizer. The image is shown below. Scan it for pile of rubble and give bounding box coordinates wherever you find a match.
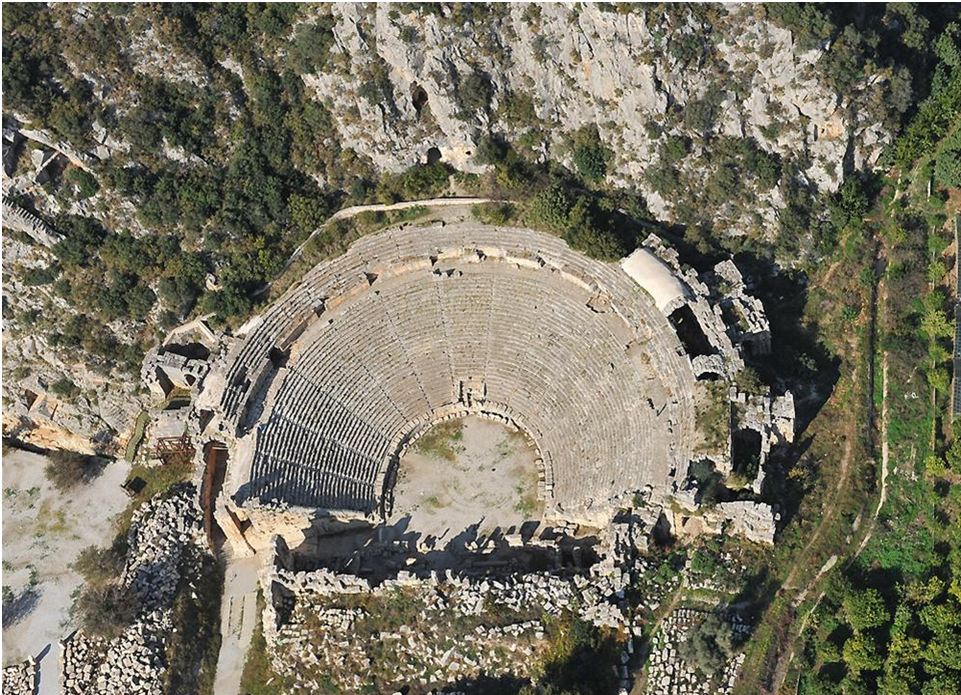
[264,560,634,693]
[62,614,171,695]
[1,660,36,695]
[60,631,104,693]
[122,484,204,610]
[645,608,750,695]
[60,486,205,695]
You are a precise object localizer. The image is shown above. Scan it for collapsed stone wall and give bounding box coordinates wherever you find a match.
[1,661,37,695]
[261,515,651,694]
[60,486,207,695]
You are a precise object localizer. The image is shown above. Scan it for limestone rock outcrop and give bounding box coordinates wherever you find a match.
[302,4,898,224]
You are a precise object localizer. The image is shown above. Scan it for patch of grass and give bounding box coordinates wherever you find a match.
[164,552,224,695]
[414,420,465,462]
[695,381,731,455]
[422,494,446,510]
[240,591,293,695]
[124,411,150,462]
[512,460,542,517]
[115,460,193,537]
[33,500,69,536]
[513,483,540,517]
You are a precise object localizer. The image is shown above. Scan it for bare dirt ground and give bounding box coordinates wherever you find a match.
[2,448,130,665]
[389,416,541,542]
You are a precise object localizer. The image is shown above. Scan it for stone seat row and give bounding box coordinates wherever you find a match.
[243,264,685,512]
[220,223,692,430]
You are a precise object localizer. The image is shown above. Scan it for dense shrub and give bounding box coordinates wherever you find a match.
[662,135,691,164]
[45,449,106,490]
[66,167,100,198]
[456,69,494,118]
[894,24,961,168]
[570,126,612,182]
[288,16,336,73]
[21,264,59,286]
[683,90,723,136]
[75,583,137,640]
[829,176,871,232]
[474,134,510,166]
[375,162,450,203]
[52,215,108,266]
[528,182,575,233]
[472,202,517,225]
[49,376,80,399]
[765,3,835,51]
[73,543,126,587]
[678,614,736,676]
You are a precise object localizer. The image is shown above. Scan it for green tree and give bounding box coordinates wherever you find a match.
[678,613,736,676]
[288,16,336,73]
[829,176,870,232]
[289,193,330,234]
[934,128,961,189]
[920,306,952,340]
[527,182,575,232]
[843,634,883,675]
[570,126,611,182]
[66,168,100,199]
[843,589,889,632]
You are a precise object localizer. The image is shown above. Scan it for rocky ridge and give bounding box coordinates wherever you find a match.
[303,5,898,224]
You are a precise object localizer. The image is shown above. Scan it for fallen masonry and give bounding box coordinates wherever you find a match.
[260,515,651,693]
[59,486,208,695]
[645,607,752,695]
[1,660,36,695]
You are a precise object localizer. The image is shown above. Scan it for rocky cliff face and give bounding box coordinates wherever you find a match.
[2,235,147,454]
[305,4,898,222]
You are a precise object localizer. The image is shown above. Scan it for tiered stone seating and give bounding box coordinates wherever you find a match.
[226,223,698,516]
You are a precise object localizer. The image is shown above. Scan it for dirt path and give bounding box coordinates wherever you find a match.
[878,353,890,513]
[286,196,505,268]
[779,367,858,595]
[212,552,261,695]
[858,277,890,556]
[766,259,890,693]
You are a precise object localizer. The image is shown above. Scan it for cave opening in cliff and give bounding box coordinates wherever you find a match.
[410,83,429,116]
